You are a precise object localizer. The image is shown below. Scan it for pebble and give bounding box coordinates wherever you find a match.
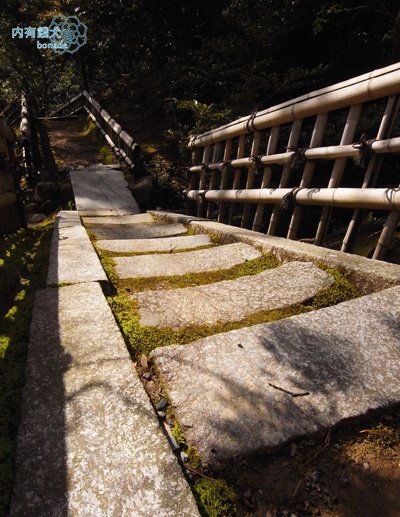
[156,398,168,411]
[363,462,370,471]
[157,411,166,419]
[311,470,320,482]
[142,372,152,380]
[339,473,349,487]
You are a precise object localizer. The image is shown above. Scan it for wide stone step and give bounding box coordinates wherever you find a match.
[47,212,107,285]
[70,166,140,216]
[150,286,400,469]
[97,233,212,253]
[115,242,261,279]
[11,282,198,516]
[83,213,154,227]
[91,222,187,240]
[135,262,334,328]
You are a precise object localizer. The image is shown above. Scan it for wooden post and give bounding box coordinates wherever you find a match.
[252,126,280,231]
[206,142,223,219]
[197,145,211,217]
[342,95,400,253]
[228,134,246,225]
[241,131,261,228]
[218,139,232,223]
[314,104,362,245]
[287,113,328,239]
[373,210,400,260]
[267,119,302,235]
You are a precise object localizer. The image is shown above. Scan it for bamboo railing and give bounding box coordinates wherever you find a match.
[48,91,139,169]
[0,116,25,235]
[187,62,400,260]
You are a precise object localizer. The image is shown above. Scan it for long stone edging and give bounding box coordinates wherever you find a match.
[149,211,400,295]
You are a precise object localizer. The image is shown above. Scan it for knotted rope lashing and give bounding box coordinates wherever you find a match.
[286,146,307,170]
[278,187,303,214]
[245,111,258,133]
[353,134,376,168]
[221,161,234,174]
[250,155,265,175]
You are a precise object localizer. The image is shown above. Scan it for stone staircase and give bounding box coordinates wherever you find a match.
[11,163,400,515]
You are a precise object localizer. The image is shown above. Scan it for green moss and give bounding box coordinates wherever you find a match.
[194,478,237,517]
[312,265,360,309]
[99,144,115,164]
[0,220,53,515]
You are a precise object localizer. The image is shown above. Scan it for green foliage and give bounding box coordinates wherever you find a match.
[0,221,53,515]
[194,478,236,517]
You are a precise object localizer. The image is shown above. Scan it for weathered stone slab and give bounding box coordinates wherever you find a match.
[83,213,154,227]
[70,167,140,215]
[97,233,212,253]
[47,225,107,285]
[150,211,400,295]
[151,286,400,468]
[54,210,81,228]
[136,262,334,328]
[115,242,261,279]
[91,223,187,241]
[11,282,198,516]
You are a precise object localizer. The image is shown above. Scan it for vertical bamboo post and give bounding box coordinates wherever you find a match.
[373,209,400,260]
[218,139,232,223]
[341,95,400,253]
[206,142,223,219]
[187,147,202,215]
[228,134,246,225]
[197,145,211,217]
[287,113,328,239]
[267,119,302,235]
[314,104,362,245]
[241,131,261,228]
[252,126,280,231]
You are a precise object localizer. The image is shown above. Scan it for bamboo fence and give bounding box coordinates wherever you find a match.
[187,62,400,260]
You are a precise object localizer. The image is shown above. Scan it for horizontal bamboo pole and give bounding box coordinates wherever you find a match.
[186,187,400,210]
[189,135,400,173]
[189,62,400,147]
[0,192,17,209]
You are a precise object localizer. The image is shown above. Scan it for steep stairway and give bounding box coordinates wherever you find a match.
[12,163,400,515]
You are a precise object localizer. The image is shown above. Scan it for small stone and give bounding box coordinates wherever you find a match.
[339,473,349,487]
[290,443,297,456]
[156,398,168,411]
[311,471,320,482]
[140,355,148,369]
[180,451,189,463]
[163,423,180,452]
[363,462,370,471]
[142,372,152,380]
[157,411,166,419]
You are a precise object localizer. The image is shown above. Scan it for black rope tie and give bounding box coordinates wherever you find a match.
[250,155,264,175]
[278,187,303,214]
[286,146,307,170]
[245,111,258,133]
[353,134,376,168]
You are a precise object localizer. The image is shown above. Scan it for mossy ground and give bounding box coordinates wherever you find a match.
[0,220,53,515]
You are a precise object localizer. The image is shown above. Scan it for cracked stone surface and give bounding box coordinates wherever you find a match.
[115,242,261,279]
[83,213,154,227]
[11,282,198,516]
[135,262,334,328]
[97,233,212,253]
[91,223,187,241]
[47,225,107,285]
[70,166,140,215]
[151,286,400,468]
